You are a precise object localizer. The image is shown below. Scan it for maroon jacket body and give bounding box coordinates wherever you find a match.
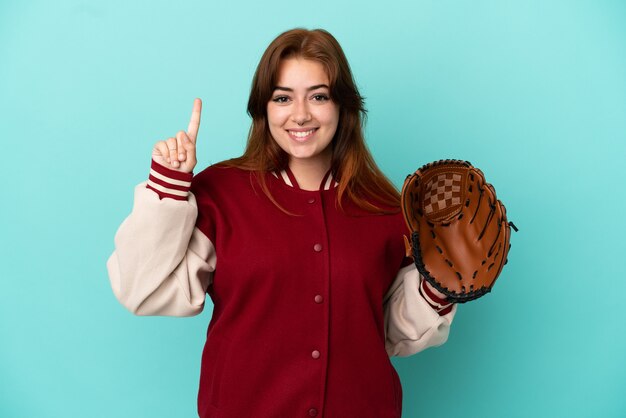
[194,164,409,417]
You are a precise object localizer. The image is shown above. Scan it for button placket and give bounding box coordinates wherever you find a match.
[306,190,330,415]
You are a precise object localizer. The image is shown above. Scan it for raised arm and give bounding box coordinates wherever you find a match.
[107,99,216,316]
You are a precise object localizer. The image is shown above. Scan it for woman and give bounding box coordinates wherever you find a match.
[107,28,456,418]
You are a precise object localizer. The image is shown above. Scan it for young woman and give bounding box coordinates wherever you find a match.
[107,28,456,418]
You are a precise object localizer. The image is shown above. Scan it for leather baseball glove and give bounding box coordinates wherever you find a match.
[401,159,516,303]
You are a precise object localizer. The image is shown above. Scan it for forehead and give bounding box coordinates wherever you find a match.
[275,57,330,87]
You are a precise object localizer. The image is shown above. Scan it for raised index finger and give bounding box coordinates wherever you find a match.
[187,98,202,143]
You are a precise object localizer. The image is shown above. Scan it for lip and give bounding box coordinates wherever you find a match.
[286,128,318,142]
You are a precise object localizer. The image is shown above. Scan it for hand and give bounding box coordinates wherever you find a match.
[151,98,202,173]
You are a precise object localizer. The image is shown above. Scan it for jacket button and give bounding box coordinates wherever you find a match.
[308,408,318,416]
[311,350,320,359]
[313,244,322,252]
[314,295,324,303]
[308,198,316,204]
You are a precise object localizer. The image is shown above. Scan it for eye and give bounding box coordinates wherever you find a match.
[312,94,330,102]
[272,96,290,104]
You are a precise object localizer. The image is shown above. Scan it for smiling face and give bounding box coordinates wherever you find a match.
[267,57,340,171]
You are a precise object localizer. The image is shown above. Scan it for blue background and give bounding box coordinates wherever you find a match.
[1,0,625,417]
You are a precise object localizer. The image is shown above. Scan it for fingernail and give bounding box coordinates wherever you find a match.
[179,153,185,160]
[172,160,179,168]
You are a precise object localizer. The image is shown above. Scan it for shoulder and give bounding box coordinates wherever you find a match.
[339,192,409,239]
[190,164,252,195]
[193,163,249,183]
[340,191,402,219]
[190,165,257,239]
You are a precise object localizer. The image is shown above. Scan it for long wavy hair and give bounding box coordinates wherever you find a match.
[220,28,400,214]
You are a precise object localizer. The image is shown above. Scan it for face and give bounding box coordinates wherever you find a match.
[267,57,340,170]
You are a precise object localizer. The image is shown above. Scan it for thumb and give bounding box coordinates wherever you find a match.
[181,131,196,169]
[181,131,195,151]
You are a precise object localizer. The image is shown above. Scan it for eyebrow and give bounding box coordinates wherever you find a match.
[273,84,329,92]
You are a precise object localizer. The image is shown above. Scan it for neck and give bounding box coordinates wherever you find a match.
[288,154,332,191]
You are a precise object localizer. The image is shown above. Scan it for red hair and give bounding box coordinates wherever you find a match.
[220,28,400,214]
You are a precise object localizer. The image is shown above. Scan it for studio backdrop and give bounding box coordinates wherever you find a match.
[1,0,625,417]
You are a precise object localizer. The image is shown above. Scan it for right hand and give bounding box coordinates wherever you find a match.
[152,98,202,173]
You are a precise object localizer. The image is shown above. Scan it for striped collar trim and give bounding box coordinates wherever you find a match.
[271,168,339,191]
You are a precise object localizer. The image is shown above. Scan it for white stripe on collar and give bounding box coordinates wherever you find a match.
[325,172,339,190]
[275,169,338,190]
[280,170,293,187]
[323,174,334,190]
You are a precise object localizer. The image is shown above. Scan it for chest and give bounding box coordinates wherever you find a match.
[205,181,407,304]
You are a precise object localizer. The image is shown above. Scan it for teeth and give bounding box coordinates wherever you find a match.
[290,129,315,138]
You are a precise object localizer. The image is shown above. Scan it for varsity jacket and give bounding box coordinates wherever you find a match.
[107,160,456,418]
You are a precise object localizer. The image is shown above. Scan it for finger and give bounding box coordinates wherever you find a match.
[178,130,194,150]
[183,135,197,169]
[152,141,170,160]
[187,98,202,143]
[180,130,196,168]
[176,131,186,162]
[166,137,179,168]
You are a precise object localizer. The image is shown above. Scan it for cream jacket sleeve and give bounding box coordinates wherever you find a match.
[383,264,457,357]
[106,181,215,316]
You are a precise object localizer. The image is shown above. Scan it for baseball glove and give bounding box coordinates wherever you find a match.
[401,159,516,303]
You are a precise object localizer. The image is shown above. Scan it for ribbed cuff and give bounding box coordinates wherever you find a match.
[146,159,193,200]
[419,278,454,316]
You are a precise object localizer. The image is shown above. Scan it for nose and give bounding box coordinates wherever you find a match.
[291,98,312,126]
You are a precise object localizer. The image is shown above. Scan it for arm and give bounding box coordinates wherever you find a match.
[383,263,456,357]
[106,160,216,316]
